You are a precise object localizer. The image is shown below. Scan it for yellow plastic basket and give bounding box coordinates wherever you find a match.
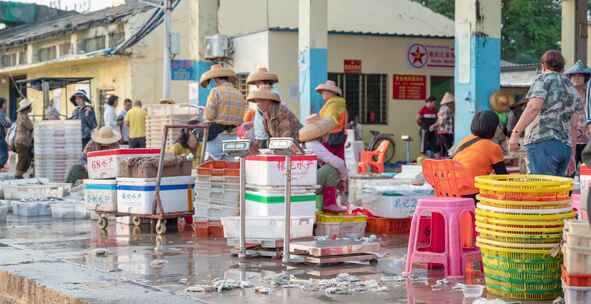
[475,175,573,193]
[477,237,560,249]
[476,215,566,229]
[476,196,571,210]
[477,239,560,256]
[482,254,562,274]
[316,212,367,223]
[476,208,575,221]
[475,219,565,233]
[476,227,563,244]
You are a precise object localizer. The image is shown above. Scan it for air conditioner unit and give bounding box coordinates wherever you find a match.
[204,34,230,60]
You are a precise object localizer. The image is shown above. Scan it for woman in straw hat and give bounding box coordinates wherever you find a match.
[489,91,516,153]
[247,86,301,146]
[316,80,348,159]
[200,64,247,160]
[68,89,97,149]
[66,126,121,184]
[565,60,591,166]
[299,115,348,213]
[430,92,455,157]
[14,99,33,179]
[246,67,280,147]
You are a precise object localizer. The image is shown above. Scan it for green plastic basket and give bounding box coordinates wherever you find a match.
[483,263,561,281]
[484,270,560,285]
[486,283,563,301]
[482,255,561,274]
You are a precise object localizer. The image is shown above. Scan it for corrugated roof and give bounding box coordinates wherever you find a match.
[0,2,153,49]
[267,27,453,39]
[219,0,454,38]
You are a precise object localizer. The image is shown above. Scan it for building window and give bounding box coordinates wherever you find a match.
[18,51,27,65]
[108,32,125,48]
[236,73,249,98]
[328,73,388,125]
[35,46,57,63]
[0,53,17,68]
[59,43,71,57]
[79,36,106,53]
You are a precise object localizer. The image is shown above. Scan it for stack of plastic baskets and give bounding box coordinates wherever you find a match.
[475,175,575,301]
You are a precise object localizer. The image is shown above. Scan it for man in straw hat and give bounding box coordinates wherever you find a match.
[316,80,348,159]
[68,89,97,149]
[565,60,590,166]
[200,64,247,160]
[430,92,454,157]
[489,90,515,153]
[14,99,33,179]
[247,86,301,150]
[66,126,121,184]
[299,115,348,213]
[246,67,280,147]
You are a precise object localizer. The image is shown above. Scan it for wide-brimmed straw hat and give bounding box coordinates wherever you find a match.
[441,92,454,105]
[91,127,121,145]
[199,64,237,87]
[299,114,337,142]
[17,99,32,112]
[69,90,90,105]
[246,67,279,85]
[489,91,515,113]
[315,80,342,96]
[160,99,175,105]
[246,86,281,103]
[565,60,591,77]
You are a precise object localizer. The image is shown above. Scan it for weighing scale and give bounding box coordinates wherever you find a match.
[223,138,381,267]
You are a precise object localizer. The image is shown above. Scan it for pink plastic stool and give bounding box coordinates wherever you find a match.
[406,197,478,278]
[572,194,588,220]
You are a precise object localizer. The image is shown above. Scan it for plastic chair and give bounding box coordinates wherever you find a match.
[357,140,390,174]
[405,197,478,278]
[422,159,478,197]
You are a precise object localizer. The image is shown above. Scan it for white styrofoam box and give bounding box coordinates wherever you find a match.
[394,165,424,180]
[0,205,8,222]
[581,165,591,212]
[195,203,238,220]
[84,179,117,212]
[3,183,71,200]
[360,192,428,219]
[13,202,52,217]
[221,216,315,239]
[87,148,161,179]
[245,187,317,217]
[349,176,423,206]
[245,155,317,186]
[315,222,367,238]
[563,282,591,304]
[563,244,591,275]
[209,188,239,204]
[0,178,50,198]
[51,203,89,219]
[117,176,195,215]
[564,220,591,247]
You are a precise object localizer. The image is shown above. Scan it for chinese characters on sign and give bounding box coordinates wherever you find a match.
[392,75,427,100]
[171,60,197,81]
[407,43,454,69]
[344,59,362,73]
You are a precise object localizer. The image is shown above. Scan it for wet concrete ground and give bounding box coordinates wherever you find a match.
[0,215,548,303]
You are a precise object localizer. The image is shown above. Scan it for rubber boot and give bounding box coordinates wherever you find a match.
[322,187,347,213]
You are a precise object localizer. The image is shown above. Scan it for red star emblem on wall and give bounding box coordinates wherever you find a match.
[411,46,426,65]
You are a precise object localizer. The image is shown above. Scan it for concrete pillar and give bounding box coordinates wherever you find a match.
[298,0,328,118]
[454,0,502,141]
[562,0,588,67]
[193,0,217,106]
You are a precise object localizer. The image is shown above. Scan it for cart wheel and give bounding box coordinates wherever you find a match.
[98,216,108,230]
[132,216,142,227]
[156,220,167,235]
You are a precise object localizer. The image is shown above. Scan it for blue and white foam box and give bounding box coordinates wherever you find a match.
[116,176,195,215]
[84,179,118,212]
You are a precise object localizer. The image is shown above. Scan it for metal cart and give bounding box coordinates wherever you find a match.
[96,123,209,235]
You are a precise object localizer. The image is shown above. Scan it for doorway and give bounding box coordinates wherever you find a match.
[430,76,453,107]
[9,75,27,121]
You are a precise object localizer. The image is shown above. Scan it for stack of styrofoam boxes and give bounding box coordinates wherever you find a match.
[193,161,240,237]
[34,120,82,182]
[85,148,161,222]
[145,104,202,149]
[562,220,591,303]
[221,154,317,240]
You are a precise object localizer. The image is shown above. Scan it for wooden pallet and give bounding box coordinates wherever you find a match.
[290,239,380,257]
[291,253,377,265]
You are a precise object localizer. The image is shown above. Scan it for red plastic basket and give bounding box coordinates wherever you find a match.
[197,161,240,176]
[366,217,411,235]
[562,266,591,287]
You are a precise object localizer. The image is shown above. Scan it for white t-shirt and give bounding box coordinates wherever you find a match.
[103,105,117,129]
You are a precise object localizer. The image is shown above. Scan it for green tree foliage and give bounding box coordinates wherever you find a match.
[414,0,562,64]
